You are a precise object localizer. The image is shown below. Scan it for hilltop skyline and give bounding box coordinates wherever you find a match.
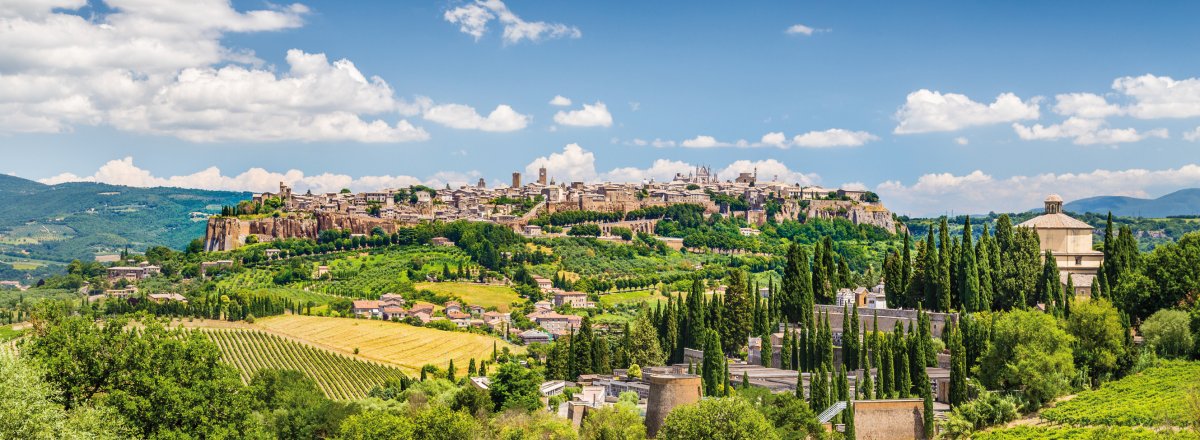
[4,1,1200,215]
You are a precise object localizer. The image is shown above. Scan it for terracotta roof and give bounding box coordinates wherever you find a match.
[1017,213,1094,230]
[353,300,381,309]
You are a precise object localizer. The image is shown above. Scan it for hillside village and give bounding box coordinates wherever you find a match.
[204,166,899,252]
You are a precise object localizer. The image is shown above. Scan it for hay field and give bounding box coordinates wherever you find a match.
[414,282,522,312]
[253,314,520,374]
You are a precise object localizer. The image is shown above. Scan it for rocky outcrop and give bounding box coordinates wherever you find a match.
[204,213,406,251]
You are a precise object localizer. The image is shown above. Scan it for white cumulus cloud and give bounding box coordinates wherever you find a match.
[444,0,580,45]
[791,129,879,148]
[549,95,572,106]
[36,157,484,194]
[1013,117,1167,145]
[1112,74,1200,119]
[525,143,597,183]
[876,164,1200,216]
[894,89,1041,134]
[423,103,530,132]
[785,24,816,35]
[1184,126,1200,142]
[1052,93,1123,119]
[553,101,613,127]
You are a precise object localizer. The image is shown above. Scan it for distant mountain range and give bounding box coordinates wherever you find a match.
[1065,189,1200,217]
[0,174,247,265]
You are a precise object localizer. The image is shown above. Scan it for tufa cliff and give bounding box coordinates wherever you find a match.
[204,213,405,252]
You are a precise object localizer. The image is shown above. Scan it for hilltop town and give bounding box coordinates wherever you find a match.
[205,165,900,251]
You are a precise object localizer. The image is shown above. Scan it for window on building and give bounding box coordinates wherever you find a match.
[1075,256,1083,265]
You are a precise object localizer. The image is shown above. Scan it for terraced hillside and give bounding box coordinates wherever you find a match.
[202,328,407,400]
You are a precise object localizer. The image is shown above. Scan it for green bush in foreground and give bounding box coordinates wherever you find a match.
[1040,360,1200,427]
[974,426,1200,440]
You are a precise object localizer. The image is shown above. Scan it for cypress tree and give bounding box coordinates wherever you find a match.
[447,359,456,382]
[937,217,953,312]
[594,336,612,374]
[781,325,793,370]
[924,232,940,310]
[723,358,731,396]
[901,232,913,295]
[908,322,925,397]
[884,251,902,308]
[781,243,814,327]
[958,216,981,312]
[823,311,835,370]
[701,329,724,396]
[468,358,477,377]
[976,223,995,311]
[845,402,856,440]
[793,327,802,372]
[859,369,873,401]
[948,322,968,407]
[893,326,911,397]
[742,371,750,390]
[685,278,706,349]
[878,332,892,398]
[663,295,680,363]
[572,318,595,377]
[922,382,935,438]
[844,305,861,370]
[721,270,753,354]
[761,331,774,368]
[809,367,826,412]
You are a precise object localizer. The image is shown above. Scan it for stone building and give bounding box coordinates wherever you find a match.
[1017,194,1104,296]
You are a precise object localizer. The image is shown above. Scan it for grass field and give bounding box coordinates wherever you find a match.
[253,315,521,374]
[414,282,521,312]
[975,426,1200,440]
[202,328,407,400]
[598,289,663,307]
[1040,360,1200,427]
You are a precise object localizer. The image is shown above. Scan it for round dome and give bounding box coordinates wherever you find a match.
[1045,194,1064,203]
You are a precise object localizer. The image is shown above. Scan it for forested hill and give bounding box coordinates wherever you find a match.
[0,174,247,263]
[1064,188,1200,217]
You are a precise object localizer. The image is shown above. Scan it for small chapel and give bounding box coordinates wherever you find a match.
[1017,194,1105,296]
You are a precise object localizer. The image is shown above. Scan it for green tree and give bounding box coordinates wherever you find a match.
[249,369,358,439]
[489,361,544,412]
[740,387,824,440]
[628,307,666,368]
[658,398,780,440]
[701,329,724,396]
[338,410,415,440]
[948,321,968,407]
[1064,298,1126,385]
[958,216,981,312]
[979,309,1075,410]
[1141,309,1194,359]
[0,353,131,440]
[721,270,753,354]
[781,243,814,327]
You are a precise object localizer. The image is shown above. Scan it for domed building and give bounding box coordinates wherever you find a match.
[1017,194,1104,296]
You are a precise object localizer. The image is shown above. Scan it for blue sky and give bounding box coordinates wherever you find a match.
[3,0,1200,215]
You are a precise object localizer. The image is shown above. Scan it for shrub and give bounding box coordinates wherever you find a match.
[1142,309,1194,359]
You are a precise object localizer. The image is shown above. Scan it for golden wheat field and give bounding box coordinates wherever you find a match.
[253,315,521,374]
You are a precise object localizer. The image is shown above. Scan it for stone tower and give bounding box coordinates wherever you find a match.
[512,172,521,188]
[644,373,702,437]
[538,166,548,186]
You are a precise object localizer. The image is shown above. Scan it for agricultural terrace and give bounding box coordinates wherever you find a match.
[254,315,520,374]
[203,328,407,400]
[413,282,520,312]
[1040,360,1200,427]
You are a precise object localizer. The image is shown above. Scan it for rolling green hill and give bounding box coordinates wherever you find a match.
[1065,188,1200,217]
[0,174,247,266]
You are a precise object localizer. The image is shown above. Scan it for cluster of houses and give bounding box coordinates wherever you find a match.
[105,263,160,283]
[350,294,512,331]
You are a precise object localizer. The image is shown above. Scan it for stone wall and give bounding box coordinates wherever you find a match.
[853,399,926,440]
